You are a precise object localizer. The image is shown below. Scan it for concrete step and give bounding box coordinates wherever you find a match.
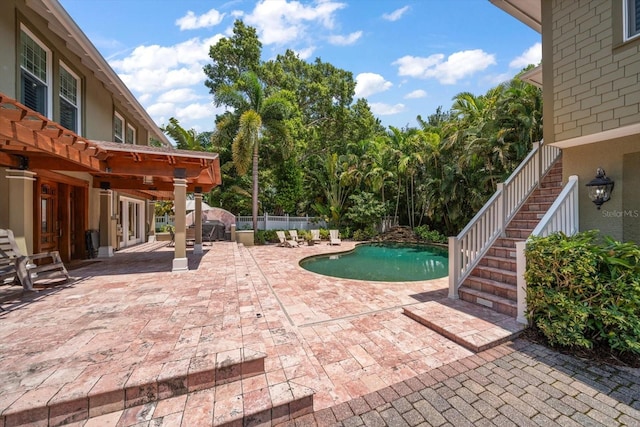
[458,287,517,317]
[463,275,517,299]
[469,265,517,286]
[505,228,532,239]
[487,245,517,259]
[494,237,523,249]
[520,202,553,212]
[1,349,274,426]
[506,219,540,230]
[479,255,517,271]
[403,299,525,352]
[512,211,545,221]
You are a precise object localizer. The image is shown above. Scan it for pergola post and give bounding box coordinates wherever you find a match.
[172,170,188,272]
[6,169,36,255]
[193,188,203,254]
[146,199,157,242]
[98,184,114,258]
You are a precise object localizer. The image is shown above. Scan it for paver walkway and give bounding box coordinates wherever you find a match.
[294,340,640,426]
[0,241,638,426]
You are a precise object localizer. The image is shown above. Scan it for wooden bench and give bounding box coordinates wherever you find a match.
[0,229,70,291]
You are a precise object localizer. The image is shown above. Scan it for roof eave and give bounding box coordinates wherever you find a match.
[489,0,542,33]
[28,0,172,147]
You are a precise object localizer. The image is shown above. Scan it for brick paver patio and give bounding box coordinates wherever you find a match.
[0,241,638,426]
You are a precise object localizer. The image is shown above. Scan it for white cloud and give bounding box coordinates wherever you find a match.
[157,88,201,104]
[404,89,427,99]
[110,36,222,94]
[176,9,225,30]
[147,102,176,118]
[355,73,393,98]
[370,102,406,116]
[111,36,220,73]
[328,31,362,46]
[295,46,315,60]
[509,42,542,69]
[176,103,219,121]
[383,6,409,22]
[393,49,496,84]
[244,0,347,45]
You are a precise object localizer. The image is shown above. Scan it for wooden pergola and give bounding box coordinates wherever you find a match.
[0,93,222,271]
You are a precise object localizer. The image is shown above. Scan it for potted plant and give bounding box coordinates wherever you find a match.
[304,231,315,246]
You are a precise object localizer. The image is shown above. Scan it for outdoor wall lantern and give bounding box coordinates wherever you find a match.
[585,168,614,209]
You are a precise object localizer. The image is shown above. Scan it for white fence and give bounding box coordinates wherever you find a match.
[448,141,562,299]
[158,212,397,232]
[236,214,326,230]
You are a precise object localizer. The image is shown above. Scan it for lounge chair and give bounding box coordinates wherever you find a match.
[276,230,299,248]
[288,230,305,244]
[310,229,322,244]
[0,228,70,290]
[329,229,341,245]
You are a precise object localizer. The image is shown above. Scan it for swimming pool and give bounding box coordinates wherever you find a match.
[300,242,448,282]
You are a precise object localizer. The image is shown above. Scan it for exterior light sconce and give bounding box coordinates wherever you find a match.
[585,168,614,210]
[143,176,153,185]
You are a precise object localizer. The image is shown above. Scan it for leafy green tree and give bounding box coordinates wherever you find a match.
[345,192,387,231]
[214,71,293,231]
[204,20,262,96]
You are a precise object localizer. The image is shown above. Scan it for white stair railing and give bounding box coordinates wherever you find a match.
[515,175,579,323]
[448,141,562,299]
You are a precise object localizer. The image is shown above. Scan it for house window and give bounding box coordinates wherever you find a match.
[20,26,51,117]
[114,112,124,143]
[626,0,640,40]
[59,63,80,133]
[126,123,136,144]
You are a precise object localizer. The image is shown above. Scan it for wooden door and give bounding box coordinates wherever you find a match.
[38,181,58,253]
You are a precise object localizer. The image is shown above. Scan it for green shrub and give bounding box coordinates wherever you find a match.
[526,231,640,356]
[352,227,377,241]
[255,230,278,245]
[414,225,447,244]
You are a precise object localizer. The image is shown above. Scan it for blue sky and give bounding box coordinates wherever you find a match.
[59,0,541,133]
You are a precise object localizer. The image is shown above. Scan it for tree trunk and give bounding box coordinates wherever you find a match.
[252,142,259,232]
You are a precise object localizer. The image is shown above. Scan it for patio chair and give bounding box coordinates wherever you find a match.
[276,230,299,248]
[329,229,342,245]
[0,228,70,291]
[288,230,305,244]
[310,229,322,244]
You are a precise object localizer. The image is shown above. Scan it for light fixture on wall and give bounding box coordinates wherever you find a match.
[585,168,614,210]
[143,176,154,185]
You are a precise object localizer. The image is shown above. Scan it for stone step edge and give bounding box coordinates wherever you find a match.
[402,301,525,353]
[1,348,267,427]
[216,381,314,427]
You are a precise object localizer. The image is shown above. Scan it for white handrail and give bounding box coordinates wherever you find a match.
[448,141,561,299]
[515,175,579,323]
[530,175,579,237]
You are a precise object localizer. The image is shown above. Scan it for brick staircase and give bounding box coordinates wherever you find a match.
[457,157,563,317]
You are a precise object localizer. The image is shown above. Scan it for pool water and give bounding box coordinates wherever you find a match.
[300,242,448,282]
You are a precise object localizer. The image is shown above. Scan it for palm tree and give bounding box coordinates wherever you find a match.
[161,117,211,151]
[214,71,292,231]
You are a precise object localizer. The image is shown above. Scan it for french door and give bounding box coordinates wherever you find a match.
[119,197,144,248]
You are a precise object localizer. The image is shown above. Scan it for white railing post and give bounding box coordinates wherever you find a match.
[264,213,269,230]
[496,183,505,236]
[448,236,459,299]
[515,241,527,324]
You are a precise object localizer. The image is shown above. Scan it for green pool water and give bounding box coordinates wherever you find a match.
[300,242,448,282]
